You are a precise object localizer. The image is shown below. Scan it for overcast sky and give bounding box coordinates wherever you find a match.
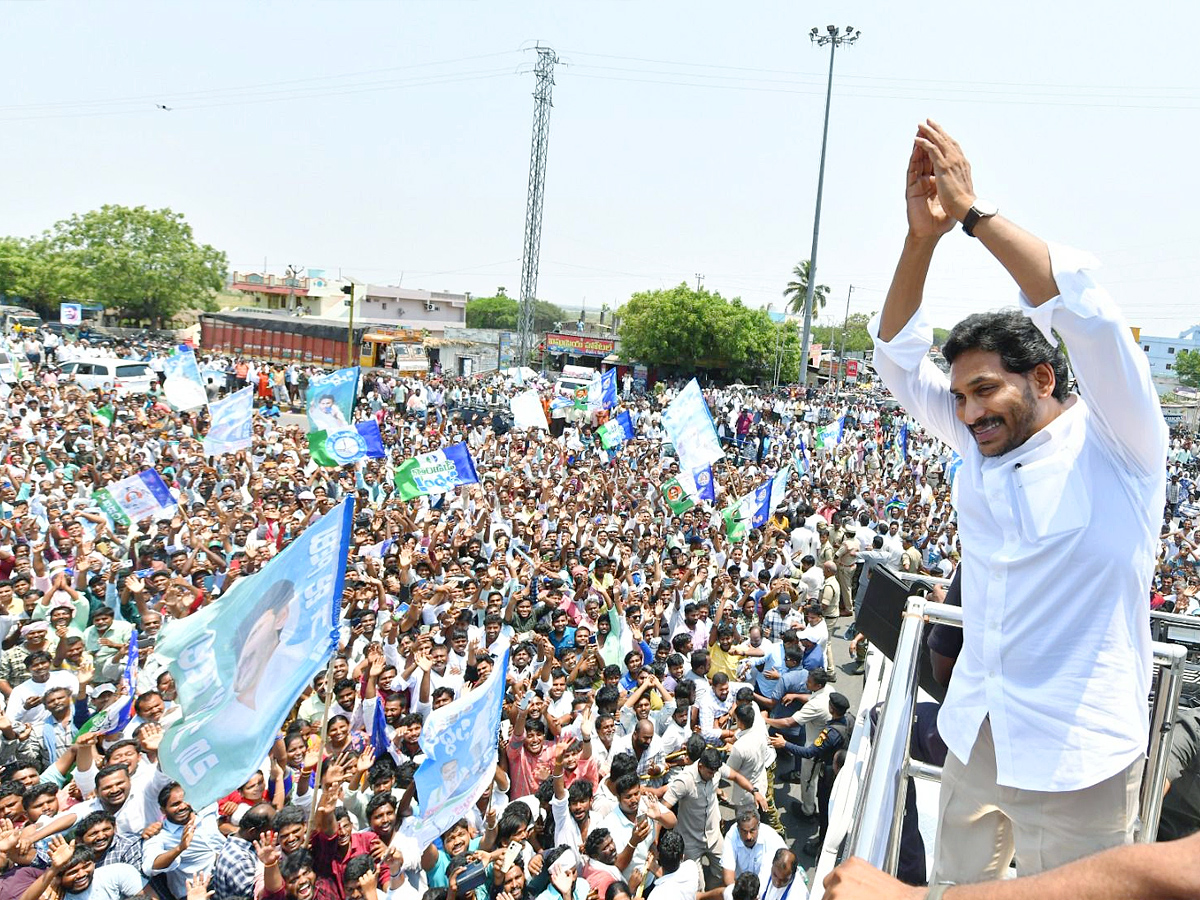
[4,1,1199,337]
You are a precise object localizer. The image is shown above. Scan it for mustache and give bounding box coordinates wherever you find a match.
[971,417,1004,433]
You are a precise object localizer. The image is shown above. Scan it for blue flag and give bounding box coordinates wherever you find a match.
[108,630,139,734]
[946,453,963,485]
[402,643,511,849]
[394,442,480,500]
[693,465,716,503]
[204,387,254,457]
[900,422,909,461]
[306,367,360,434]
[588,369,618,411]
[597,410,635,449]
[155,500,354,808]
[662,379,724,499]
[370,696,389,759]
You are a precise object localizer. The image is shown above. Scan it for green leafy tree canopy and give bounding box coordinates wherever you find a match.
[465,294,567,333]
[617,283,800,382]
[1176,348,1200,389]
[43,205,226,326]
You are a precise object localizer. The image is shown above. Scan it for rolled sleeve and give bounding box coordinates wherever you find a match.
[1018,243,1167,476]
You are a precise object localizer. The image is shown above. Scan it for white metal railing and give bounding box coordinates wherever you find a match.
[834,593,1186,885]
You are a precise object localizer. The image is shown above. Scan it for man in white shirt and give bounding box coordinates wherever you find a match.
[872,121,1166,884]
[720,808,785,886]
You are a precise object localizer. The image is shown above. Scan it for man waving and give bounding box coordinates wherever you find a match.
[869,121,1166,885]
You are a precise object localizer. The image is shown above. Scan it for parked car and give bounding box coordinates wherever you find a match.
[58,356,155,396]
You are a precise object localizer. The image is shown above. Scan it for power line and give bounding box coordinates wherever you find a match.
[0,50,523,113]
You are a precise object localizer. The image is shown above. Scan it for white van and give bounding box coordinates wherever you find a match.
[554,364,598,399]
[59,356,155,396]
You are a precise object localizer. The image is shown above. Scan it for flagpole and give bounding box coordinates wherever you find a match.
[303,651,341,840]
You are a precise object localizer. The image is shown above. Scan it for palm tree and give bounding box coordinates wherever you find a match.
[783,260,830,317]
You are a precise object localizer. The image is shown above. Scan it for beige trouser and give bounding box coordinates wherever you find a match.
[931,718,1141,885]
[823,616,838,676]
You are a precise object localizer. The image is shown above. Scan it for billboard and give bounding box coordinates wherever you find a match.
[545,332,615,358]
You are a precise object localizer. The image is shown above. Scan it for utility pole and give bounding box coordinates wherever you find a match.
[837,284,854,398]
[285,263,302,315]
[517,45,560,367]
[798,25,860,388]
[695,273,705,293]
[341,282,355,367]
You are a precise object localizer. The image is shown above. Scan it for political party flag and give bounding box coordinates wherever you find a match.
[900,422,909,461]
[93,471,176,526]
[305,367,360,434]
[370,696,389,759]
[94,405,116,427]
[661,477,695,515]
[77,630,138,737]
[946,453,964,485]
[155,499,354,809]
[816,416,844,450]
[60,303,82,326]
[162,345,208,411]
[662,379,723,498]
[597,411,635,449]
[393,442,480,500]
[401,642,511,849]
[203,387,254,457]
[692,465,716,503]
[510,390,549,431]
[797,439,812,476]
[308,420,386,467]
[588,369,618,411]
[722,501,750,542]
[885,494,908,518]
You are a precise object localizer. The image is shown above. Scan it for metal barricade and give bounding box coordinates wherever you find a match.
[843,595,1187,877]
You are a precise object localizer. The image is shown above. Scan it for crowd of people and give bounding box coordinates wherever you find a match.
[0,317,1194,900]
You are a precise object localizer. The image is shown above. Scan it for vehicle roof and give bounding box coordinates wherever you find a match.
[63,355,151,366]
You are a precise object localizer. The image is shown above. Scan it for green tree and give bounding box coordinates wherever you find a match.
[932,327,951,346]
[465,295,518,329]
[0,236,81,317]
[1176,349,1200,389]
[782,260,830,318]
[45,205,226,326]
[813,311,876,354]
[465,295,568,333]
[617,284,800,383]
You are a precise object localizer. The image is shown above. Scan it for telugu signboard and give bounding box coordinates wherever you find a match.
[545,332,615,358]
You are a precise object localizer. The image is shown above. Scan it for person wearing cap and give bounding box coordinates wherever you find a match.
[769,691,853,856]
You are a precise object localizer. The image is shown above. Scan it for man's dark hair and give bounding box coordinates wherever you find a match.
[567,779,594,804]
[21,782,57,809]
[281,849,315,881]
[942,309,1070,402]
[344,853,376,883]
[698,748,724,771]
[76,810,117,837]
[657,829,684,873]
[365,792,398,819]
[613,773,640,798]
[584,827,612,859]
[240,803,276,836]
[274,805,308,830]
[156,781,181,810]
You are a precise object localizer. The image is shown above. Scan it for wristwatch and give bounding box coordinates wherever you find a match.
[961,200,999,237]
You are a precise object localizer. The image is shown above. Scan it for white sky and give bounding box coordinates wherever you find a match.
[3,1,1199,338]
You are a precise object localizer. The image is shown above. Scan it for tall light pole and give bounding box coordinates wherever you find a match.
[798,24,860,388]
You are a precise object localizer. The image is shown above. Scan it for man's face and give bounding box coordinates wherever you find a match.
[617,784,641,818]
[62,860,97,895]
[26,791,58,821]
[279,821,307,854]
[81,819,115,854]
[737,817,759,848]
[163,788,192,825]
[771,856,795,889]
[28,657,51,681]
[97,772,130,808]
[950,349,1048,457]
[368,802,396,837]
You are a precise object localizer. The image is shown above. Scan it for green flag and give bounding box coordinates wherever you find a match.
[661,477,695,515]
[94,405,115,427]
[722,502,749,542]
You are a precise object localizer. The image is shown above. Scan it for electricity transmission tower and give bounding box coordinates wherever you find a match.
[517,45,559,367]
